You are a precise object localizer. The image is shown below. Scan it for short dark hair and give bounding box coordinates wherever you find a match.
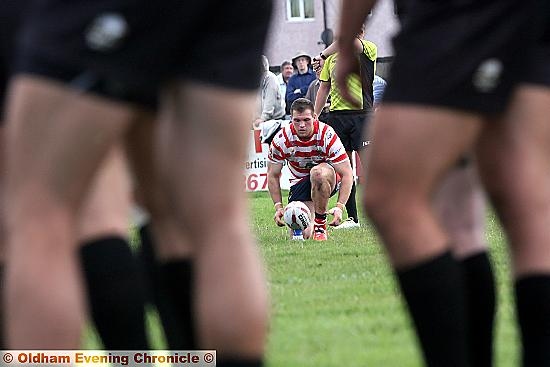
[291,98,314,115]
[281,60,292,68]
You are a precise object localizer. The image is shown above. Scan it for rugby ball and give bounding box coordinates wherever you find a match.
[283,201,311,230]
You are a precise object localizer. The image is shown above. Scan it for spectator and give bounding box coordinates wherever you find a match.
[373,74,387,109]
[276,60,293,113]
[254,55,285,128]
[285,51,316,113]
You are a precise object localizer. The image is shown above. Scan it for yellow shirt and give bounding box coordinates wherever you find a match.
[320,39,377,111]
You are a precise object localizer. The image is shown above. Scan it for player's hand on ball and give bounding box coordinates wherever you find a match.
[274,208,286,227]
[328,207,343,226]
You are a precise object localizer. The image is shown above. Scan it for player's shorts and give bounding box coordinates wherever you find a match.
[14,0,273,108]
[521,3,550,87]
[288,174,340,203]
[383,0,542,114]
[0,1,29,120]
[326,110,373,152]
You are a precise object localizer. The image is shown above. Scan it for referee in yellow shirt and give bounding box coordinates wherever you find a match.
[314,26,376,228]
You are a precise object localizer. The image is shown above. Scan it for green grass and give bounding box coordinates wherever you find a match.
[85,190,519,367]
[250,191,518,367]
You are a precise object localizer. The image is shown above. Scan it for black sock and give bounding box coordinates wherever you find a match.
[460,252,495,367]
[314,212,327,221]
[217,360,263,367]
[515,275,550,367]
[158,260,196,349]
[80,236,149,349]
[139,225,196,349]
[138,224,158,306]
[0,264,4,349]
[345,182,358,222]
[397,251,469,367]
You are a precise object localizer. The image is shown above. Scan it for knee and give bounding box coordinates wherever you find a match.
[309,166,323,182]
[309,166,330,190]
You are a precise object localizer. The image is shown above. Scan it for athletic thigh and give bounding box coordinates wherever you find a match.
[155,83,258,241]
[475,13,550,274]
[4,77,134,219]
[433,161,487,259]
[125,113,193,260]
[76,143,132,242]
[366,105,482,196]
[476,85,550,275]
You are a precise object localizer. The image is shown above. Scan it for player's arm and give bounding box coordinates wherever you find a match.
[317,38,364,60]
[336,0,378,106]
[329,160,354,226]
[314,80,330,116]
[313,39,363,73]
[267,162,286,226]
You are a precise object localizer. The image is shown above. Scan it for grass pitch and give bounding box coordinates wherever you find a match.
[250,190,518,367]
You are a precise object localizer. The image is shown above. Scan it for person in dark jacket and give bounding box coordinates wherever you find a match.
[285,51,316,114]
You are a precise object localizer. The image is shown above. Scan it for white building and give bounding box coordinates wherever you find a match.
[265,0,400,77]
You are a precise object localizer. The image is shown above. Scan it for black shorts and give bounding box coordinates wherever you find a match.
[522,4,550,87]
[326,110,372,152]
[383,0,541,114]
[14,0,272,108]
[0,1,29,120]
[288,175,340,203]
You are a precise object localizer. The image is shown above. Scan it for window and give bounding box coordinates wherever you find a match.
[287,0,314,21]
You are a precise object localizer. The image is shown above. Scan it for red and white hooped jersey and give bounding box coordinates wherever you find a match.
[268,120,349,184]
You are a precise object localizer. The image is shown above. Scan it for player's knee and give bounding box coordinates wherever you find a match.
[309,165,331,187]
[309,165,323,180]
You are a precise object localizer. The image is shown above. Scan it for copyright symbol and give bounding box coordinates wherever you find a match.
[203,353,214,363]
[3,352,13,363]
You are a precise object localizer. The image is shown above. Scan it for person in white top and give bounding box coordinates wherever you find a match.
[267,98,354,241]
[254,56,285,129]
[276,60,294,114]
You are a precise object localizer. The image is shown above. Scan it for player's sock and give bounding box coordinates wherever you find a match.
[0,264,4,349]
[80,236,149,349]
[345,182,359,222]
[139,224,158,306]
[460,251,495,367]
[139,224,196,349]
[314,213,327,230]
[515,274,550,367]
[397,251,469,367]
[217,360,263,367]
[158,260,196,349]
[314,212,327,224]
